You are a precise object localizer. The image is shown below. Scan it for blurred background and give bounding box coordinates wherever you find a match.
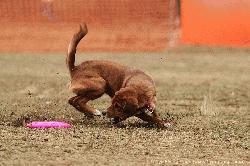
[1,0,249,53]
[1,1,250,164]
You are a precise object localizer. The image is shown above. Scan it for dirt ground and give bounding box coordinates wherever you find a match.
[0,47,250,165]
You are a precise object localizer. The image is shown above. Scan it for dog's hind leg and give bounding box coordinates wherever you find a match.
[68,95,104,118]
[68,78,106,117]
[68,96,86,113]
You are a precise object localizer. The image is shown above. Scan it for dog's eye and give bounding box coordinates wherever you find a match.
[114,103,125,112]
[114,103,120,108]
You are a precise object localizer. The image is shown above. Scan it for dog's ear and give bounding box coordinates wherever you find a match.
[114,88,127,97]
[123,96,139,109]
[114,87,139,109]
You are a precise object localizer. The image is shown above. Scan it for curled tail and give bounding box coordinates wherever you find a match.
[66,23,88,76]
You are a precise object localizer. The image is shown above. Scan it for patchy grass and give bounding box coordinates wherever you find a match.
[200,90,218,116]
[0,48,250,165]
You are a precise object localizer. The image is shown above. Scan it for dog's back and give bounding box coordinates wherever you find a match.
[71,60,128,97]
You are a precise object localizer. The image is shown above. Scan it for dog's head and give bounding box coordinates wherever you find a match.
[107,87,139,123]
[107,87,157,124]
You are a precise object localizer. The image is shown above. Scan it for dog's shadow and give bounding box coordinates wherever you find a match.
[113,122,162,129]
[75,116,175,130]
[114,121,176,130]
[11,114,175,130]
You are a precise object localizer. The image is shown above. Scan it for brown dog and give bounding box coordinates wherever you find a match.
[67,23,168,127]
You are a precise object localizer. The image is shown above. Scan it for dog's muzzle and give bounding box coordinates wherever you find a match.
[144,107,154,115]
[136,105,154,116]
[109,105,154,124]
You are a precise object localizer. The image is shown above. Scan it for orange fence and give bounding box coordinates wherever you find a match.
[0,0,180,53]
[181,0,250,47]
[1,0,249,53]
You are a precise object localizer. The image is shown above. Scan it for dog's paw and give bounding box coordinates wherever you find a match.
[160,120,177,129]
[163,122,172,128]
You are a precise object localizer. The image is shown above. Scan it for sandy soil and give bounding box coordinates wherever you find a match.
[0,47,250,165]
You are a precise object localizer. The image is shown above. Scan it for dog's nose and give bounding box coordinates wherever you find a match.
[102,112,107,116]
[110,117,121,124]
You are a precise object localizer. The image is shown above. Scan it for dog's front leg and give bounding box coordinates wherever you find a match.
[135,111,169,128]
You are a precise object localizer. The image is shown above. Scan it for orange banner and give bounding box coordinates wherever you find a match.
[181,0,250,47]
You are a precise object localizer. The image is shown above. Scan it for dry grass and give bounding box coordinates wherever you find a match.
[0,47,250,165]
[200,90,217,116]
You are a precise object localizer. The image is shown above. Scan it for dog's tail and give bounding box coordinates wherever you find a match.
[66,23,88,76]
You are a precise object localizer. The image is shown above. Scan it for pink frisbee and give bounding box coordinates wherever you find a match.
[26,121,71,128]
